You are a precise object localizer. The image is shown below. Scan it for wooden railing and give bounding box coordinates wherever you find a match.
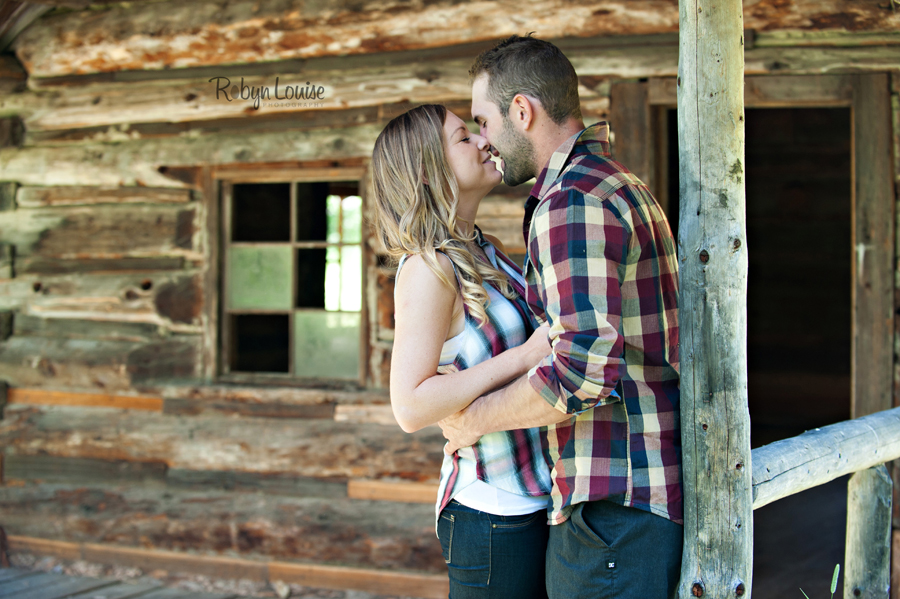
[750,407,900,598]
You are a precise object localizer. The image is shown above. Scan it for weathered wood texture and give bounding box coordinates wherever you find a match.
[0,481,444,574]
[649,73,856,107]
[347,479,438,504]
[16,186,192,207]
[0,126,383,187]
[0,204,200,264]
[0,404,443,480]
[3,41,898,139]
[853,73,895,420]
[844,465,892,599]
[0,569,122,599]
[12,0,900,79]
[751,406,900,509]
[676,0,752,596]
[8,388,163,411]
[6,536,449,599]
[609,80,654,192]
[0,336,203,391]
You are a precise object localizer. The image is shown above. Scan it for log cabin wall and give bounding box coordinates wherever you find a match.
[0,0,898,592]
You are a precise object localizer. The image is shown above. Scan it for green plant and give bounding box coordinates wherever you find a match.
[799,564,840,599]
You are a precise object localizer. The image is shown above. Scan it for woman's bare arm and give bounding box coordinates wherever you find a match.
[390,253,550,432]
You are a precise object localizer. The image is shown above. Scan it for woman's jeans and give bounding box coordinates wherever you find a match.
[437,500,549,599]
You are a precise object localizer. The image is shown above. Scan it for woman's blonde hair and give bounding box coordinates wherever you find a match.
[371,104,514,325]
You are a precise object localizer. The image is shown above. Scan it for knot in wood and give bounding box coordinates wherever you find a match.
[699,250,710,263]
[692,582,704,597]
[736,462,743,470]
[733,239,741,250]
[736,582,746,596]
[853,589,861,597]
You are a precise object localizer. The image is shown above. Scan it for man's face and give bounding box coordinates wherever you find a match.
[471,75,536,187]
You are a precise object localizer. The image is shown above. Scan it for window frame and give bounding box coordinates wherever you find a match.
[213,165,369,387]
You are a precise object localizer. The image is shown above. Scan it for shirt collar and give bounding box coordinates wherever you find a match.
[528,121,612,201]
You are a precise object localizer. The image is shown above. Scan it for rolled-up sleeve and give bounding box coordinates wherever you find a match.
[526,189,629,415]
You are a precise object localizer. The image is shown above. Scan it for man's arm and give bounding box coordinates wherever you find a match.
[441,189,631,452]
[440,374,572,454]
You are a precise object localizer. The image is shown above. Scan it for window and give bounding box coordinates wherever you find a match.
[220,179,364,381]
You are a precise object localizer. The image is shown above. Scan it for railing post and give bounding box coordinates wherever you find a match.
[676,0,752,596]
[845,464,892,599]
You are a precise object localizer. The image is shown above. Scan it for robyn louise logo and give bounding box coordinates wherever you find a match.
[209,77,326,110]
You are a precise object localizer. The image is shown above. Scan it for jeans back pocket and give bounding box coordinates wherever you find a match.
[438,512,454,564]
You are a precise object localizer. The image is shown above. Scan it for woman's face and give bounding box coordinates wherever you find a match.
[442,110,502,201]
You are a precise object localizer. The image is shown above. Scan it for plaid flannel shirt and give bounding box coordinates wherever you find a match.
[523,122,683,525]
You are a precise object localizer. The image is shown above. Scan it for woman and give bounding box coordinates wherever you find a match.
[371,104,553,599]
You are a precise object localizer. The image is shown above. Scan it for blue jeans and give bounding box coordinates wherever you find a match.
[437,500,549,599]
[546,500,683,599]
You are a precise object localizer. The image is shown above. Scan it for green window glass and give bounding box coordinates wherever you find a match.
[222,180,362,380]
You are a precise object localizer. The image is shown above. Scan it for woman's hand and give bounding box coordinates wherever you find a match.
[519,324,552,371]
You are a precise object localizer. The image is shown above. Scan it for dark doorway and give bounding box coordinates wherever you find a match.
[665,107,853,598]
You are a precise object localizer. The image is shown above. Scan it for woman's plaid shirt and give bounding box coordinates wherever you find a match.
[522,122,683,525]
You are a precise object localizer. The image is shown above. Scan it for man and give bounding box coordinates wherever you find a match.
[439,35,683,598]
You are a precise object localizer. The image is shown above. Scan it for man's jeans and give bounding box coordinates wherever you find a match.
[437,500,549,599]
[546,500,683,599]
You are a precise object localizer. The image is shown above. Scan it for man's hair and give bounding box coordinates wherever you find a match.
[469,34,582,125]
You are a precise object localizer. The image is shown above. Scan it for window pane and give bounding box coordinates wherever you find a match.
[227,246,292,310]
[326,195,341,244]
[293,311,360,379]
[296,182,329,242]
[339,246,362,312]
[323,245,361,312]
[231,314,289,373]
[342,195,362,243]
[232,183,290,242]
[296,248,327,308]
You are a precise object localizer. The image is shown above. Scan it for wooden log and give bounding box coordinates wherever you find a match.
[0,205,198,259]
[0,481,444,573]
[13,0,900,79]
[0,271,202,323]
[165,469,347,499]
[0,404,443,480]
[2,454,168,484]
[648,74,855,107]
[0,125,384,186]
[0,336,202,390]
[676,0,752,597]
[844,465,892,599]
[162,398,335,419]
[16,186,192,207]
[751,407,900,509]
[13,0,684,78]
[7,388,163,411]
[347,480,438,504]
[156,383,390,407]
[852,74,895,420]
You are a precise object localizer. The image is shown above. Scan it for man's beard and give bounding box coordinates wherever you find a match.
[499,117,536,187]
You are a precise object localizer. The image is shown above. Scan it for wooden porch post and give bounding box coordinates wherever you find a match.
[676,0,753,597]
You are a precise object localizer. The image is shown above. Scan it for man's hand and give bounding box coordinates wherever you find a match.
[438,403,482,455]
